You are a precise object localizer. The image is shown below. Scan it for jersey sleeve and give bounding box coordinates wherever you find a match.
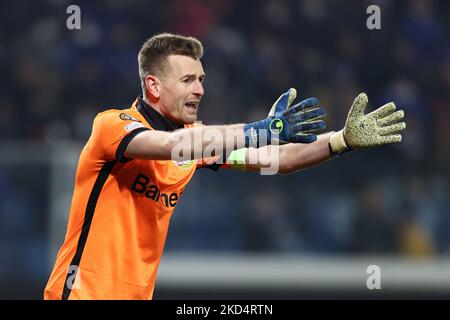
[89,110,150,162]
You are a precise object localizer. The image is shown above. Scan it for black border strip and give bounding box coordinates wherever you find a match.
[61,160,117,300]
[115,127,150,162]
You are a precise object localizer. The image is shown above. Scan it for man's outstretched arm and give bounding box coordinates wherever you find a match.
[234,93,406,174]
[125,123,246,160]
[244,132,334,174]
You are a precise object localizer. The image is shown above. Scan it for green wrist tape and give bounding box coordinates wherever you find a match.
[227,148,247,171]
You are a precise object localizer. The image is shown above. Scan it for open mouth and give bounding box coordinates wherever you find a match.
[184,101,199,113]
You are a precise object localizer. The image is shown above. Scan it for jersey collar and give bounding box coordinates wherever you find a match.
[136,96,184,132]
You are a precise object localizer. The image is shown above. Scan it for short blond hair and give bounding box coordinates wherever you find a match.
[138,33,204,94]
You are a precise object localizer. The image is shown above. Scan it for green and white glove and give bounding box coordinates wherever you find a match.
[330,93,406,154]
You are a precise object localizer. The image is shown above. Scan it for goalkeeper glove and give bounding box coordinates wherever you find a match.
[244,88,326,147]
[330,93,406,154]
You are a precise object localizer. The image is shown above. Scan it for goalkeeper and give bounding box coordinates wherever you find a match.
[44,33,406,300]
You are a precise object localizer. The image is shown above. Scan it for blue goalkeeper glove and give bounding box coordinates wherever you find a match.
[244,88,326,147]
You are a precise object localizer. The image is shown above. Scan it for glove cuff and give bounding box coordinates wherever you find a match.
[244,120,270,148]
[330,130,350,154]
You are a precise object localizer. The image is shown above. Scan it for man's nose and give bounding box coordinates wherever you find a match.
[193,80,204,97]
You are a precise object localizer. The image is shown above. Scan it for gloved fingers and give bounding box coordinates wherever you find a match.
[301,119,326,133]
[286,107,327,122]
[378,134,402,145]
[379,122,406,136]
[290,120,326,134]
[287,97,320,114]
[314,112,327,120]
[291,133,317,144]
[347,93,369,119]
[268,88,297,117]
[377,110,405,127]
[369,102,396,119]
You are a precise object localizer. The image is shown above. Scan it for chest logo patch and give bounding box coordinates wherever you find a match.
[120,113,139,121]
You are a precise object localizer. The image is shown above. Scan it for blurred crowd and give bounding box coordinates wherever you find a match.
[0,0,449,297]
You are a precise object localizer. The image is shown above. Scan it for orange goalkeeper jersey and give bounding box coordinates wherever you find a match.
[44,97,221,300]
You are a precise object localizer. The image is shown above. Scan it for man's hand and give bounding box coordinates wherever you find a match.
[244,88,327,147]
[330,93,406,154]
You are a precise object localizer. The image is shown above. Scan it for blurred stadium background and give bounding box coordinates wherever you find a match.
[0,0,449,299]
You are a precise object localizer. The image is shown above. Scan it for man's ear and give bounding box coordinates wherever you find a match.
[145,75,161,99]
